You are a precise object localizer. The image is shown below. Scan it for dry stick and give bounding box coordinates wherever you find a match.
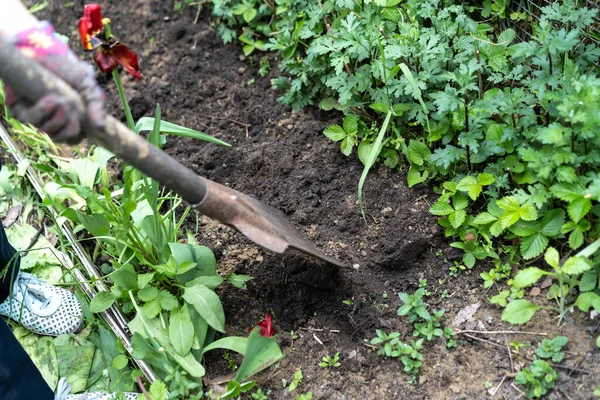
[549,363,591,375]
[136,376,152,400]
[505,336,515,373]
[456,330,548,336]
[462,333,506,350]
[490,375,507,397]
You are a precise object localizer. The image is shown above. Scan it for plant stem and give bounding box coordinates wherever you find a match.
[464,98,471,171]
[112,69,136,131]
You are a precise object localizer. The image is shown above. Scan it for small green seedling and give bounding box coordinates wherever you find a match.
[514,360,557,399]
[296,393,313,400]
[397,288,431,322]
[287,370,303,392]
[318,352,341,368]
[509,340,530,354]
[535,336,568,362]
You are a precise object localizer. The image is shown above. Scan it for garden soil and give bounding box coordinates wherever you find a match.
[40,1,600,399]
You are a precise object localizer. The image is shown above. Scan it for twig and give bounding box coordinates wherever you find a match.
[362,342,378,350]
[505,336,515,373]
[313,333,325,347]
[510,382,525,398]
[556,384,573,400]
[548,363,591,375]
[25,220,45,251]
[136,376,151,400]
[299,327,324,332]
[491,375,507,397]
[456,330,548,336]
[461,333,505,350]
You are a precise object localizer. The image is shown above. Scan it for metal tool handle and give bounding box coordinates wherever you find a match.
[0,37,208,205]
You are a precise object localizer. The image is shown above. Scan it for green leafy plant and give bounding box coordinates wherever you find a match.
[287,370,303,392]
[535,336,568,363]
[318,352,341,368]
[397,288,430,322]
[514,360,557,399]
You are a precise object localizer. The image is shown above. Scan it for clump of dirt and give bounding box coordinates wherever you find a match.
[39,1,600,398]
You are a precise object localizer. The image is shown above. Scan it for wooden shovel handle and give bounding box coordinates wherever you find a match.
[0,37,208,204]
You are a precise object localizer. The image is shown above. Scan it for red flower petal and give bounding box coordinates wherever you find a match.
[93,46,119,73]
[257,314,275,337]
[79,4,104,50]
[112,43,142,79]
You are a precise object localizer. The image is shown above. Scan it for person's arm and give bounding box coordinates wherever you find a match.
[0,1,105,144]
[0,1,38,37]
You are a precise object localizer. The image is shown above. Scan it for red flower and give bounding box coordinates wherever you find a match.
[78,3,142,79]
[78,4,103,50]
[257,314,276,337]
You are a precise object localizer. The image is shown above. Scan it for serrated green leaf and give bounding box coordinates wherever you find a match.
[567,197,591,223]
[497,196,520,211]
[343,115,358,136]
[457,176,482,200]
[449,209,466,228]
[521,233,549,260]
[561,256,592,275]
[498,29,515,46]
[500,211,520,230]
[540,209,565,237]
[430,201,454,216]
[452,192,469,210]
[579,271,597,292]
[370,102,389,113]
[473,212,498,225]
[519,204,538,221]
[513,267,548,288]
[502,300,541,324]
[323,125,346,142]
[407,167,427,187]
[477,173,495,186]
[340,136,353,156]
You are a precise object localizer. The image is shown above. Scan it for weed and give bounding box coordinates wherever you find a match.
[296,393,313,400]
[509,340,530,354]
[397,287,430,322]
[514,360,557,399]
[318,352,341,368]
[287,370,303,392]
[535,336,568,363]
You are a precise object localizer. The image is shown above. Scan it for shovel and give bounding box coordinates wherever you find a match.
[0,38,344,267]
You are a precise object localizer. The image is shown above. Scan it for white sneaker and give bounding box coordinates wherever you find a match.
[55,378,140,400]
[0,272,83,336]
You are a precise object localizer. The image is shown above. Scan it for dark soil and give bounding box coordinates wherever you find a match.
[40,1,600,399]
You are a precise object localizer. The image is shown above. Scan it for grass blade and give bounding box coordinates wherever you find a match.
[399,63,430,135]
[358,110,392,220]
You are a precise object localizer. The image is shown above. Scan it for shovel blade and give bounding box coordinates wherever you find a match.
[194,180,346,267]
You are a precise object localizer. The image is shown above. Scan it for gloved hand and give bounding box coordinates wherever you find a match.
[4,22,105,144]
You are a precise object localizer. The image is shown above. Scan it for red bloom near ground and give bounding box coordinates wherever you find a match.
[257,314,276,337]
[78,3,142,79]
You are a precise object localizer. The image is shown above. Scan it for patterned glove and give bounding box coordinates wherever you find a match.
[4,22,105,144]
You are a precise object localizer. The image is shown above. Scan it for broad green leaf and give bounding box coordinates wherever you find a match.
[90,291,118,313]
[183,284,226,333]
[579,271,597,292]
[574,292,600,312]
[561,256,592,275]
[370,102,389,113]
[234,328,284,382]
[130,333,171,374]
[169,304,195,356]
[169,242,217,285]
[323,125,346,141]
[497,29,516,46]
[513,267,548,288]
[358,140,375,166]
[502,300,541,324]
[452,192,469,210]
[185,275,225,290]
[407,140,431,166]
[500,211,520,230]
[202,336,248,356]
[16,330,58,390]
[407,167,427,187]
[55,335,95,393]
[111,264,138,291]
[112,354,129,370]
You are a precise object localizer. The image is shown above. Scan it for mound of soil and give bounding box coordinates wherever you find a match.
[39,1,600,398]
